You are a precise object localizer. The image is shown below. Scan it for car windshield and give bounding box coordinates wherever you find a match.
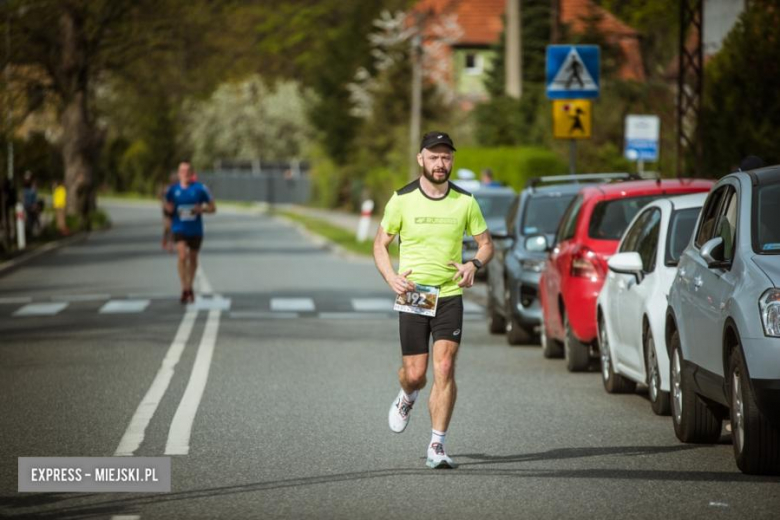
[756,183,780,254]
[665,207,701,266]
[475,192,515,219]
[521,194,576,235]
[588,195,660,240]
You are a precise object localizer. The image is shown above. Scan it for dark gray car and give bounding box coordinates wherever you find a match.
[487,174,632,345]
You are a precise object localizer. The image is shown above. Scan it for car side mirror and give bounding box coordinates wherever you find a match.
[525,234,549,253]
[608,252,644,284]
[700,236,728,268]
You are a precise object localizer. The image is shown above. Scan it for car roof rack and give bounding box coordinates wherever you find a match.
[524,173,639,192]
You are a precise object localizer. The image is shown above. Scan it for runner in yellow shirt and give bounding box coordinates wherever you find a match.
[373,131,494,469]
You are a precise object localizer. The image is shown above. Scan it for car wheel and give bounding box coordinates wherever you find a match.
[564,312,590,372]
[729,347,780,475]
[505,288,533,345]
[645,330,670,416]
[540,314,563,358]
[598,316,636,393]
[487,285,506,335]
[670,331,722,443]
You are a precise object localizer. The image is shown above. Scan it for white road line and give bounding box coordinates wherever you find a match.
[271,298,315,312]
[52,293,112,302]
[463,300,484,313]
[195,265,214,295]
[13,302,68,316]
[0,296,33,304]
[351,298,392,312]
[319,312,391,320]
[114,310,198,456]
[229,311,299,319]
[99,300,151,314]
[165,309,221,455]
[187,295,231,311]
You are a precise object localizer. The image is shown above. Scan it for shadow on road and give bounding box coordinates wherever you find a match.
[3,444,778,518]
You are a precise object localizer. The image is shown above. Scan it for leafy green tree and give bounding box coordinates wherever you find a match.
[701,0,780,174]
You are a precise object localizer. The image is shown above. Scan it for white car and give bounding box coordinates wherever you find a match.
[596,193,708,415]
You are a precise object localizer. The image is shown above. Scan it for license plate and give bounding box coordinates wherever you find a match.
[394,284,440,317]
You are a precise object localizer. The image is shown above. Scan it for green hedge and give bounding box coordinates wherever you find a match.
[453,146,568,190]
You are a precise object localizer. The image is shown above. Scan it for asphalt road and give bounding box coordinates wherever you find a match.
[1,200,778,519]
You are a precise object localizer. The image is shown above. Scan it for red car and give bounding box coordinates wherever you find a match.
[535,179,714,372]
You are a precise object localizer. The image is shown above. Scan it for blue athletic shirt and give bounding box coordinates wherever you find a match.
[165,182,213,236]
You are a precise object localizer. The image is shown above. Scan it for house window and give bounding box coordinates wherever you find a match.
[465,52,483,75]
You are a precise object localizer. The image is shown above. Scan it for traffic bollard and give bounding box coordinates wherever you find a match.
[356,199,374,243]
[15,201,26,250]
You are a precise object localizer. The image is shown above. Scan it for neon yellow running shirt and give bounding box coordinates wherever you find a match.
[380,179,488,297]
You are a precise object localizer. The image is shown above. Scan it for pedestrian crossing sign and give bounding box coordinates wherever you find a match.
[553,100,592,139]
[546,45,600,99]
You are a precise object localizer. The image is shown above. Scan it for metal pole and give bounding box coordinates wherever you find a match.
[569,140,576,175]
[409,32,422,181]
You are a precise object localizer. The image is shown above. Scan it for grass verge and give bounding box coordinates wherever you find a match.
[279,210,398,259]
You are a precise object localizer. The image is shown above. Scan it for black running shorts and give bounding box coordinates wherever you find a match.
[399,295,463,356]
[173,233,203,251]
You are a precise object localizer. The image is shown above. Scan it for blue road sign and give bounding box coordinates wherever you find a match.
[625,139,659,161]
[546,45,600,99]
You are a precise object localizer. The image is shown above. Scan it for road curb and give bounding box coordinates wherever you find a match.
[271,213,372,263]
[0,232,88,278]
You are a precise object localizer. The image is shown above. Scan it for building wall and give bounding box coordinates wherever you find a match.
[452,48,497,99]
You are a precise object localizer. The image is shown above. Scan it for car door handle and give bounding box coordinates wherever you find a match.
[694,276,703,291]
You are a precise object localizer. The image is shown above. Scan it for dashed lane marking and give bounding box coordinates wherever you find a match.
[13,302,68,316]
[271,298,315,312]
[99,300,151,314]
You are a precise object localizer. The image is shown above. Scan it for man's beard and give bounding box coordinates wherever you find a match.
[422,165,452,185]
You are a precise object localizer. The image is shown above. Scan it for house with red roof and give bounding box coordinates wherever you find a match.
[411,0,645,107]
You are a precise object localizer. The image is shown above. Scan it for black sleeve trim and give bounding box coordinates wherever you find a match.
[448,182,473,196]
[396,179,421,196]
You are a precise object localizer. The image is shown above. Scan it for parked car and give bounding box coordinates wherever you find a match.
[535,179,713,372]
[665,166,780,475]
[463,186,516,279]
[487,174,633,345]
[596,193,708,415]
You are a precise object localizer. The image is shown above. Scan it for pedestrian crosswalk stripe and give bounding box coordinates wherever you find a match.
[271,298,315,312]
[229,311,299,319]
[187,296,231,311]
[99,300,151,314]
[351,298,392,312]
[13,302,68,316]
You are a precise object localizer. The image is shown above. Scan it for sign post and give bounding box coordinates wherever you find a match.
[546,45,600,175]
[624,115,660,176]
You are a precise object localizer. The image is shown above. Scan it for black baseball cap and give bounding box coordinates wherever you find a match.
[420,131,456,152]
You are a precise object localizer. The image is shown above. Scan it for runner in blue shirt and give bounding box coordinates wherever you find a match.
[164,161,216,303]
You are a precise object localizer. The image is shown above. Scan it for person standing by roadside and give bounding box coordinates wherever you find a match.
[164,161,216,304]
[52,180,69,236]
[373,131,494,469]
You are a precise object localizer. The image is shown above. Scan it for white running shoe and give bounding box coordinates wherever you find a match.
[388,390,414,433]
[426,442,456,469]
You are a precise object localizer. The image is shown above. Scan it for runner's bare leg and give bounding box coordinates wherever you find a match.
[399,353,428,395]
[176,241,189,292]
[429,340,459,432]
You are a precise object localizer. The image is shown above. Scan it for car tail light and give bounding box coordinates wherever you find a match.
[571,247,604,280]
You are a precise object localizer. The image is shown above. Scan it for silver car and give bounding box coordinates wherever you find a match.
[666,165,780,475]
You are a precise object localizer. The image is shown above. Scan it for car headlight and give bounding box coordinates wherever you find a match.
[520,259,545,273]
[760,288,780,337]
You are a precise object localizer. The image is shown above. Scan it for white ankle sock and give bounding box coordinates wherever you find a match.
[403,389,419,402]
[430,429,446,447]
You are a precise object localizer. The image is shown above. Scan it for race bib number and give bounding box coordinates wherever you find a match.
[394,284,440,317]
[177,204,197,221]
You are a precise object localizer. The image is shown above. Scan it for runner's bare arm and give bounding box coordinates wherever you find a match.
[472,230,494,265]
[374,226,414,296]
[192,200,216,214]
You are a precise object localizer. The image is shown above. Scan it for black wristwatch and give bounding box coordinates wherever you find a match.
[469,259,483,270]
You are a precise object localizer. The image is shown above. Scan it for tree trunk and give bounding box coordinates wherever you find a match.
[59,6,95,225]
